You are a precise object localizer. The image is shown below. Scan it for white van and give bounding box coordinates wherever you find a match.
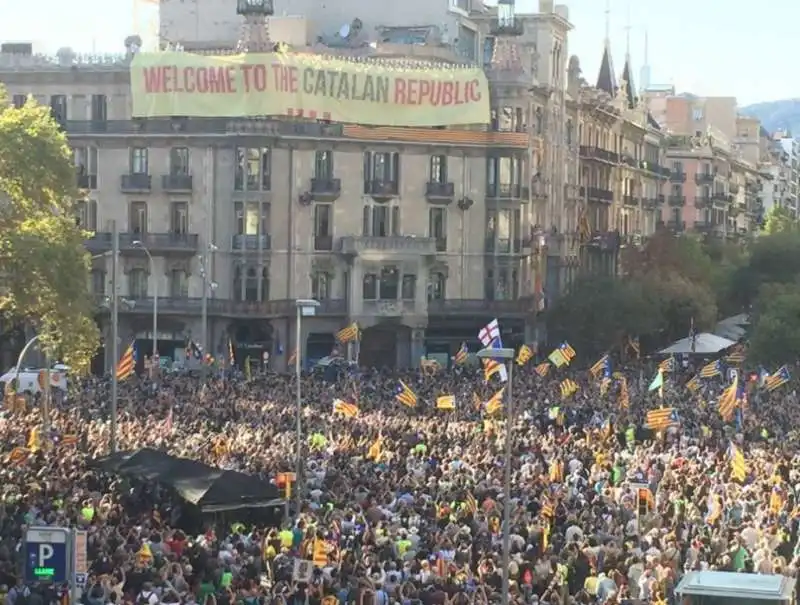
[675,570,794,605]
[0,365,69,395]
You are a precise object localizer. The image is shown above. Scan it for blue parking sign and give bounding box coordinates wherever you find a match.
[25,527,70,584]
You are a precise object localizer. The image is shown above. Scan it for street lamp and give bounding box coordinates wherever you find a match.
[294,298,320,515]
[476,346,515,605]
[132,240,158,367]
[198,244,218,378]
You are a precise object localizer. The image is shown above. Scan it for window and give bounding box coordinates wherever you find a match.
[169,270,189,298]
[483,36,496,65]
[311,272,331,299]
[486,209,512,253]
[76,200,98,231]
[692,107,703,121]
[91,94,107,122]
[128,269,148,299]
[363,152,400,191]
[314,150,334,179]
[566,120,573,145]
[129,201,148,233]
[484,267,518,300]
[74,147,98,189]
[672,160,683,173]
[487,155,523,190]
[234,147,271,191]
[401,274,416,300]
[90,270,105,296]
[233,266,269,302]
[50,94,67,123]
[11,94,26,109]
[130,147,148,174]
[429,207,447,251]
[427,273,446,300]
[379,266,399,299]
[429,155,447,183]
[170,147,190,175]
[363,204,400,236]
[234,202,268,236]
[498,107,513,131]
[170,202,189,235]
[362,273,378,300]
[535,107,543,135]
[313,204,333,250]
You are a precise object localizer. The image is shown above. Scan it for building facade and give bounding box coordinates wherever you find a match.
[0,0,575,370]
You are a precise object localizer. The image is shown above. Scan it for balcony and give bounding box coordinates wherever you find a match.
[668,195,686,207]
[644,163,671,179]
[656,194,666,205]
[585,230,621,250]
[85,232,199,255]
[486,183,529,200]
[667,220,686,232]
[694,196,712,209]
[313,234,334,252]
[711,192,732,204]
[425,181,455,204]
[338,235,437,256]
[77,174,97,190]
[435,237,447,252]
[489,18,524,36]
[693,221,713,233]
[484,238,526,254]
[622,154,638,168]
[670,171,687,183]
[428,297,534,318]
[234,175,271,193]
[310,178,341,201]
[232,234,271,251]
[101,296,347,318]
[585,187,614,203]
[120,173,152,193]
[695,172,715,185]
[162,174,193,192]
[362,300,418,317]
[364,180,399,200]
[623,195,639,207]
[579,146,619,164]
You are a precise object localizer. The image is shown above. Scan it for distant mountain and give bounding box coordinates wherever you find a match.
[741,99,800,136]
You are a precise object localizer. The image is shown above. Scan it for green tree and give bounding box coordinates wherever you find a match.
[748,282,800,365]
[0,89,99,372]
[547,275,661,358]
[762,205,799,234]
[730,230,800,309]
[641,272,718,342]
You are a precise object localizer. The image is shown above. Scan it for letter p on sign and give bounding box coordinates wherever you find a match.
[38,544,54,566]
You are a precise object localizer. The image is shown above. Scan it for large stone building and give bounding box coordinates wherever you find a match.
[1,0,579,370]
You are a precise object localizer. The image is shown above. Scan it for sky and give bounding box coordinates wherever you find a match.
[0,0,796,106]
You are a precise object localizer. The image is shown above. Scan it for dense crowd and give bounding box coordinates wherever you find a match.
[1,353,800,605]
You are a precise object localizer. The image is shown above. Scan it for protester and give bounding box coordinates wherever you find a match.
[0,351,798,605]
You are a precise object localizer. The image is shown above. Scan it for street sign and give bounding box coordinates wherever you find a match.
[25,527,70,584]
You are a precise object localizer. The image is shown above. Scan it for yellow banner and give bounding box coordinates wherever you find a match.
[130,52,490,127]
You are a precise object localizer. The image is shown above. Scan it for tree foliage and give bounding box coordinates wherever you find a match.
[763,205,799,235]
[748,282,800,365]
[0,88,99,372]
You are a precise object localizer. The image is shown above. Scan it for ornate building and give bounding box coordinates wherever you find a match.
[1,0,576,369]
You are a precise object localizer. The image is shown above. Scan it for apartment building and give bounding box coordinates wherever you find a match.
[0,0,573,370]
[551,42,669,285]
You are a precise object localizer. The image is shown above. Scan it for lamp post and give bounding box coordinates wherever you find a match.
[198,245,217,378]
[133,240,158,369]
[13,335,48,433]
[476,346,515,605]
[294,298,320,515]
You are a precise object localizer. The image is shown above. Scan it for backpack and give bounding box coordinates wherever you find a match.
[138,592,153,605]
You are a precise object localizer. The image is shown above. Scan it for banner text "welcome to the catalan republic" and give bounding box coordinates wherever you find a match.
[141,63,484,107]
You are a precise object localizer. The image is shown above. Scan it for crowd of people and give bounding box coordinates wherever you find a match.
[1,350,799,605]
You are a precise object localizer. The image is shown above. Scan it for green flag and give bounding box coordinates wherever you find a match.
[648,370,664,392]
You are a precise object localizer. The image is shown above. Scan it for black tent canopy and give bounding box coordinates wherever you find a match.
[92,448,283,512]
